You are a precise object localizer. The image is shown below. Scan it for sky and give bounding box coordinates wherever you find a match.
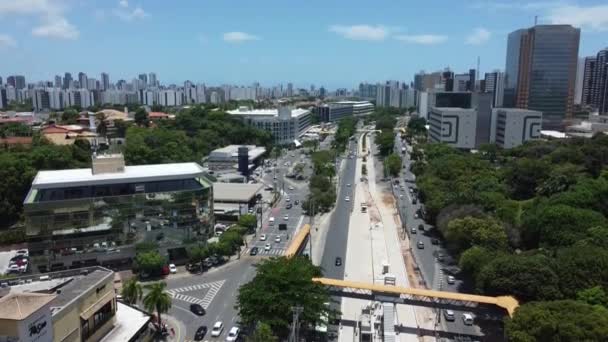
[1,0,607,89]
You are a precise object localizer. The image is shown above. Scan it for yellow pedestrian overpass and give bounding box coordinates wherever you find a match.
[285,224,519,317]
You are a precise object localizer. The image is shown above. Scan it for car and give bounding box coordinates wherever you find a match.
[414,213,419,219]
[399,194,404,198]
[444,310,455,322]
[169,264,177,274]
[278,223,287,230]
[294,200,300,205]
[249,247,259,256]
[285,197,291,202]
[410,227,417,234]
[273,175,277,180]
[190,303,206,316]
[284,214,289,221]
[288,186,295,190]
[431,238,440,245]
[417,241,424,249]
[436,253,444,262]
[447,275,456,284]
[412,198,418,205]
[345,196,350,202]
[260,234,267,241]
[275,236,281,243]
[265,244,271,251]
[335,257,342,266]
[347,183,351,187]
[226,327,240,342]
[194,326,208,340]
[211,321,224,337]
[286,203,293,209]
[418,223,424,231]
[463,313,474,325]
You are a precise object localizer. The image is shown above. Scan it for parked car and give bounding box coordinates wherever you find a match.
[169,264,177,274]
[444,310,455,321]
[226,327,240,342]
[190,304,206,316]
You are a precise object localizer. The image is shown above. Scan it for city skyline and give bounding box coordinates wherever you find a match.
[0,0,607,88]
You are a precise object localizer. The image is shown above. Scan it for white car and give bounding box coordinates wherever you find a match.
[211,321,224,337]
[447,275,456,284]
[169,264,177,274]
[285,197,291,202]
[284,214,289,221]
[288,186,295,190]
[275,236,281,243]
[260,234,267,241]
[226,327,240,341]
[346,183,351,187]
[265,243,271,251]
[345,196,350,202]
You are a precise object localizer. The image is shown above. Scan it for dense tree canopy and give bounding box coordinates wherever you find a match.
[385,153,402,177]
[236,257,336,338]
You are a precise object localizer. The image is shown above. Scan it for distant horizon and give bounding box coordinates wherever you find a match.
[1,1,607,88]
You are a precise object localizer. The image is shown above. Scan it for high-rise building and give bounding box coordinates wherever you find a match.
[87,78,97,90]
[54,75,62,88]
[484,71,505,107]
[7,75,25,89]
[592,49,608,114]
[454,73,470,92]
[148,72,157,87]
[581,56,597,107]
[6,76,15,88]
[287,83,293,97]
[63,72,73,89]
[138,73,148,87]
[0,76,2,86]
[504,25,580,129]
[101,72,110,90]
[78,72,88,90]
[492,108,542,148]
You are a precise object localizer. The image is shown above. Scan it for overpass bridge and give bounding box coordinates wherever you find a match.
[285,224,519,317]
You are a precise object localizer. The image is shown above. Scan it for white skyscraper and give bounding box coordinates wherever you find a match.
[195,84,206,103]
[149,73,157,87]
[101,73,110,90]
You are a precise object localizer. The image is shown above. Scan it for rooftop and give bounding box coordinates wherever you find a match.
[431,107,476,112]
[0,293,57,320]
[209,145,267,161]
[31,162,205,189]
[99,302,151,342]
[227,107,310,118]
[213,182,262,202]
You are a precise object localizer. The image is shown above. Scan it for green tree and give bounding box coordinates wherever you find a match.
[556,246,608,298]
[121,278,143,305]
[505,158,551,199]
[444,216,508,254]
[95,113,108,137]
[247,322,278,342]
[236,257,337,338]
[375,131,394,156]
[506,300,608,341]
[238,214,257,231]
[577,286,608,308]
[476,254,562,302]
[135,251,165,276]
[407,117,426,135]
[385,153,402,177]
[458,246,496,279]
[61,109,79,124]
[143,282,172,328]
[134,107,149,126]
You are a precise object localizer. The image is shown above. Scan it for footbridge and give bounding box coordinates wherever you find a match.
[286,224,519,317]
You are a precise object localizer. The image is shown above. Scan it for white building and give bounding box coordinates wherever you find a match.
[195,84,207,103]
[491,108,542,148]
[428,107,477,149]
[227,105,312,145]
[158,90,183,107]
[484,71,505,107]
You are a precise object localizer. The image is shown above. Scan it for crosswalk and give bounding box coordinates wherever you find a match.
[167,280,225,309]
[244,247,286,256]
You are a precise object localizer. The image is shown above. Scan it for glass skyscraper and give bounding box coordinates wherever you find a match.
[503,25,580,130]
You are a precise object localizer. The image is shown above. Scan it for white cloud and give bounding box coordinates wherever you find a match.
[119,0,128,8]
[329,24,389,41]
[395,34,447,45]
[32,17,79,39]
[547,5,608,31]
[0,0,78,40]
[466,27,491,45]
[0,33,16,48]
[223,31,260,43]
[113,6,148,21]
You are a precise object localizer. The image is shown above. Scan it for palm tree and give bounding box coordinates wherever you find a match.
[143,282,172,328]
[121,278,143,305]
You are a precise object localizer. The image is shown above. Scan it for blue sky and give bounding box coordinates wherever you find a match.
[1,0,607,89]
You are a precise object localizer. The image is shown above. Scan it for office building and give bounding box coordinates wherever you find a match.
[428,107,477,149]
[23,154,213,254]
[581,56,597,107]
[484,71,505,107]
[63,72,73,89]
[287,83,293,97]
[454,73,470,92]
[492,108,542,148]
[316,101,374,122]
[138,73,148,87]
[148,73,157,87]
[208,144,266,171]
[0,76,2,86]
[227,105,311,145]
[358,83,377,99]
[6,76,25,90]
[158,89,183,106]
[414,71,442,92]
[101,72,110,91]
[504,25,580,129]
[592,48,608,114]
[87,78,97,90]
[0,266,152,342]
[78,72,88,90]
[54,75,62,88]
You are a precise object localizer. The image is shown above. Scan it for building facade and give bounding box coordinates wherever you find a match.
[504,25,580,130]
[484,71,505,107]
[227,105,311,145]
[23,154,213,255]
[428,107,477,149]
[492,108,542,148]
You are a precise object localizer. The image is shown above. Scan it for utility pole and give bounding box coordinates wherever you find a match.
[290,306,304,342]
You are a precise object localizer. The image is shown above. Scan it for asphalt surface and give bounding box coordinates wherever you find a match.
[392,133,489,339]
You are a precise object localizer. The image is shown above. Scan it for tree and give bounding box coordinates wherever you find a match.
[577,286,608,308]
[375,131,394,156]
[476,254,562,302]
[135,251,165,276]
[239,214,257,231]
[61,109,79,124]
[143,282,172,328]
[506,300,608,341]
[385,153,402,177]
[504,158,551,199]
[247,322,278,342]
[444,216,509,255]
[407,117,426,135]
[236,257,337,338]
[121,278,143,305]
[458,246,496,279]
[556,246,608,298]
[95,113,108,137]
[134,107,149,126]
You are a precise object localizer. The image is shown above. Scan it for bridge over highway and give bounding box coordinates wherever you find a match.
[285,223,519,317]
